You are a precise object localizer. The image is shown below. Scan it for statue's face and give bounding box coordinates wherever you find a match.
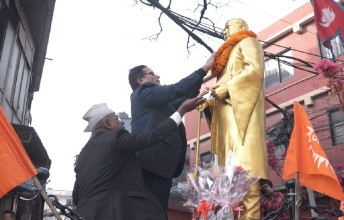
[223,20,243,39]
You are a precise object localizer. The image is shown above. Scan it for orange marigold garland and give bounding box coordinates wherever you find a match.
[211,30,257,77]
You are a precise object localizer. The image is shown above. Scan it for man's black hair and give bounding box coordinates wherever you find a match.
[260,180,273,196]
[128,65,147,90]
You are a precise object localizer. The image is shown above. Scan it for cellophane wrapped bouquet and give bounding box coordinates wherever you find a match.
[178,151,259,220]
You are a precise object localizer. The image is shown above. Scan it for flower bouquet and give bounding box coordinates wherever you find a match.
[178,151,259,220]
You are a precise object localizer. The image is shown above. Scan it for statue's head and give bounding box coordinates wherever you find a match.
[223,18,249,40]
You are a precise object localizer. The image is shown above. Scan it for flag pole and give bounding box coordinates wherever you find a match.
[295,172,301,220]
[294,101,301,220]
[307,188,318,218]
[32,176,62,220]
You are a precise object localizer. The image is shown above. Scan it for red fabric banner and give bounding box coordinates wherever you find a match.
[311,0,344,49]
[283,101,344,201]
[0,106,37,198]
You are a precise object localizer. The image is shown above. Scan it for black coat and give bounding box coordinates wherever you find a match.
[72,118,177,220]
[130,68,206,178]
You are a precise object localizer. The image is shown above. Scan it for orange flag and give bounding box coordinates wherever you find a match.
[283,101,344,201]
[0,106,37,198]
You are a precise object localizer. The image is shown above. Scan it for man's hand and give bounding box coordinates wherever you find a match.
[202,52,216,72]
[177,96,206,117]
[211,84,229,100]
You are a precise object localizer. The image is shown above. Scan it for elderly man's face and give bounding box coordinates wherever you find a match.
[137,67,161,86]
[105,113,124,130]
[223,20,243,40]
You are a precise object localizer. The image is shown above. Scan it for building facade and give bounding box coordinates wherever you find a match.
[0,0,55,219]
[184,0,344,218]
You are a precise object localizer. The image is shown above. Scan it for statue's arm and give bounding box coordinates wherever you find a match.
[234,38,264,84]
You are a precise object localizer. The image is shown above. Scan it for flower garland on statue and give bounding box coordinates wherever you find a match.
[211,30,257,78]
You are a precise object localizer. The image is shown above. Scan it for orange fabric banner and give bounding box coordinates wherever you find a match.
[283,101,344,201]
[0,106,37,198]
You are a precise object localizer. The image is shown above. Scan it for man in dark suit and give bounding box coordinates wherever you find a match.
[72,97,204,220]
[128,53,215,215]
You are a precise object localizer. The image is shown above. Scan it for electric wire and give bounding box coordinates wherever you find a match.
[140,0,344,148]
[232,0,344,52]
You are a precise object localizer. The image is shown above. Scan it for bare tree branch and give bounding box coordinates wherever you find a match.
[166,0,172,9]
[137,0,215,52]
[138,0,153,7]
[171,12,223,38]
[208,0,230,9]
[143,11,164,41]
[133,0,326,135]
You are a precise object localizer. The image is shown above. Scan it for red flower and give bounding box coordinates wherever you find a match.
[235,166,244,172]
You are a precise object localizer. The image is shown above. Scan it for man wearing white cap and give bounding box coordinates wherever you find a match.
[72,97,205,220]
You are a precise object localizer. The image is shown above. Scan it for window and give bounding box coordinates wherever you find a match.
[5,39,20,101]
[12,55,25,110]
[200,151,212,169]
[319,34,344,60]
[0,1,9,54]
[16,61,30,120]
[329,107,344,146]
[0,2,33,123]
[264,50,294,89]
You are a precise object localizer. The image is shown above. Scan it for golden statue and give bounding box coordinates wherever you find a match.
[199,18,268,220]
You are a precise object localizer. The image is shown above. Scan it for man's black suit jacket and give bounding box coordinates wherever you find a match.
[130,68,206,178]
[72,118,177,220]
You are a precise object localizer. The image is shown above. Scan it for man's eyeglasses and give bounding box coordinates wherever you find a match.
[144,71,156,76]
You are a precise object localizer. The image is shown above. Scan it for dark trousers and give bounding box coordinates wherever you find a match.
[142,170,172,218]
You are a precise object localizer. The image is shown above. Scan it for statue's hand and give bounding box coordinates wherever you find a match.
[197,100,209,112]
[211,84,229,100]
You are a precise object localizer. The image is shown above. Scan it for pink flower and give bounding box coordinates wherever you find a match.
[266,140,283,175]
[336,173,343,184]
[313,59,341,77]
[267,141,275,149]
[314,59,344,111]
[281,150,287,158]
[333,163,344,187]
[334,163,344,170]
